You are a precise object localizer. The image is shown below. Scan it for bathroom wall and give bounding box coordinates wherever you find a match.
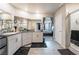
[27,20,36,31]
[70,11,79,30]
[54,4,66,48]
[54,3,79,49]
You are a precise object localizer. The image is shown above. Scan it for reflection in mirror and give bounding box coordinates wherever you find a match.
[0,10,29,33]
[70,11,79,46]
[0,10,14,33]
[14,16,28,32]
[27,19,42,32]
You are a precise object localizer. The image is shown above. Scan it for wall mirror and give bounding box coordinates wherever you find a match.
[0,10,14,33]
[27,19,42,31]
[14,16,28,32]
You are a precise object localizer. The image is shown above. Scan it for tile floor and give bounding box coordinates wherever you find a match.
[28,36,63,55]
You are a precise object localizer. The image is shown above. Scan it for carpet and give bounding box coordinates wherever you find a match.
[14,47,30,55]
[58,49,76,55]
[31,42,47,48]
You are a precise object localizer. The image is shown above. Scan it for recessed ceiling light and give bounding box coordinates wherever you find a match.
[24,8,28,11]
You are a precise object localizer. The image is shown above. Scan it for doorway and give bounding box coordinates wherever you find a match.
[43,17,54,36]
[69,10,79,51]
[65,9,79,54]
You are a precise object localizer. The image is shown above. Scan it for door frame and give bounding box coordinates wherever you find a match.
[65,9,79,48]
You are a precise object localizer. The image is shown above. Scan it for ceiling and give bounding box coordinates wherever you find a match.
[11,3,63,14]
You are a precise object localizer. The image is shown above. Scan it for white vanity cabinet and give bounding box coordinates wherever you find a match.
[22,32,32,46]
[33,32,43,42]
[7,33,21,55]
[6,32,43,55]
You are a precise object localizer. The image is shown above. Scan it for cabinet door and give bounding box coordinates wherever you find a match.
[33,32,43,42]
[22,32,32,46]
[7,34,22,55]
[16,34,22,50]
[7,35,17,55]
[26,32,32,44]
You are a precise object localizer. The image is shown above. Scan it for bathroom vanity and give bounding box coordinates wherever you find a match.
[0,31,43,55]
[0,9,43,55]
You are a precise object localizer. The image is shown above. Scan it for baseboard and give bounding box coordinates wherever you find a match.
[22,43,32,47]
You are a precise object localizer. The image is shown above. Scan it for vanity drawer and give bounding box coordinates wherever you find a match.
[33,32,43,42]
[7,34,21,55]
[7,35,17,55]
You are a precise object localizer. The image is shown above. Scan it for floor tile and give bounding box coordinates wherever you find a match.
[28,36,63,55]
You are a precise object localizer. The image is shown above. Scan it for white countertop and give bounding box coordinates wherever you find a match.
[2,32,19,36]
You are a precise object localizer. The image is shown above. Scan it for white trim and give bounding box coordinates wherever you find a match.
[69,43,79,55]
